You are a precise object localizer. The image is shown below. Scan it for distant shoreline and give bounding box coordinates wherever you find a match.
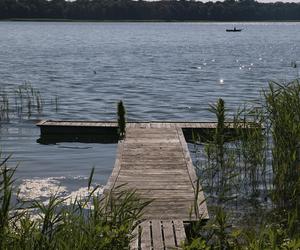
[1,18,300,23]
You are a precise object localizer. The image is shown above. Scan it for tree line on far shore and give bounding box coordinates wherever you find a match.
[0,0,300,21]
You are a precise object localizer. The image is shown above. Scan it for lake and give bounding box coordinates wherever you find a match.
[0,21,299,201]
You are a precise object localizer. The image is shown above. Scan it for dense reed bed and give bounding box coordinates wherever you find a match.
[185,79,300,249]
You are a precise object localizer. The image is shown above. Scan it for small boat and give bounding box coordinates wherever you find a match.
[226,27,242,32]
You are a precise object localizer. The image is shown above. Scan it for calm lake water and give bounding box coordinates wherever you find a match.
[0,22,299,201]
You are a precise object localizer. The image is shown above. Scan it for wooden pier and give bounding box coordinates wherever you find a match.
[37,120,249,249]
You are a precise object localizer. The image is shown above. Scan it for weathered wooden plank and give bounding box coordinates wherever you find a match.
[126,130,177,135]
[134,191,194,197]
[162,221,176,248]
[120,161,185,167]
[125,135,178,140]
[142,213,192,220]
[39,120,259,131]
[151,220,164,249]
[125,139,179,144]
[121,155,185,160]
[123,147,182,152]
[117,174,189,180]
[130,225,139,250]
[36,120,47,126]
[123,144,181,149]
[150,123,160,128]
[126,123,133,129]
[120,166,186,171]
[176,127,209,219]
[143,214,197,221]
[114,184,193,191]
[37,121,209,238]
[132,194,195,201]
[176,128,197,186]
[115,177,191,183]
[120,169,188,174]
[140,221,152,249]
[173,220,186,247]
[104,140,125,192]
[116,177,191,183]
[115,183,193,190]
[142,201,195,209]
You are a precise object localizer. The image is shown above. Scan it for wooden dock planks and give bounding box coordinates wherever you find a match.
[37,120,217,249]
[130,220,187,250]
[106,126,208,222]
[37,120,260,141]
[37,120,220,128]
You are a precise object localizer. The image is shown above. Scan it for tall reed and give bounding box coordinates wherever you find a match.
[186,79,300,249]
[233,105,267,197]
[0,153,150,250]
[0,82,61,122]
[0,91,9,122]
[117,100,126,138]
[15,82,43,118]
[264,80,300,210]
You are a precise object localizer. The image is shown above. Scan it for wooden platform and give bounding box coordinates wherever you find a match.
[130,220,186,249]
[37,120,216,249]
[105,125,208,221]
[37,120,263,248]
[107,125,208,249]
[37,120,255,143]
[37,120,243,131]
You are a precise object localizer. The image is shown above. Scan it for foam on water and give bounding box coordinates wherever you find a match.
[18,176,104,205]
[18,177,68,200]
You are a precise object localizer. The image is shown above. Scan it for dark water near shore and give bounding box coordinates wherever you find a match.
[0,22,299,201]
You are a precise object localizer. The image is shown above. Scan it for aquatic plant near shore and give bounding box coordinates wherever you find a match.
[15,82,43,118]
[0,82,59,122]
[189,98,243,248]
[185,79,300,249]
[0,91,9,122]
[117,100,126,138]
[264,80,300,231]
[234,106,267,197]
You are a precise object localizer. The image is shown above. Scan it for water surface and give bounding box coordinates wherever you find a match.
[0,22,299,200]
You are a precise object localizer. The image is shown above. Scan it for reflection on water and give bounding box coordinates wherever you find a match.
[0,121,117,201]
[37,134,118,145]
